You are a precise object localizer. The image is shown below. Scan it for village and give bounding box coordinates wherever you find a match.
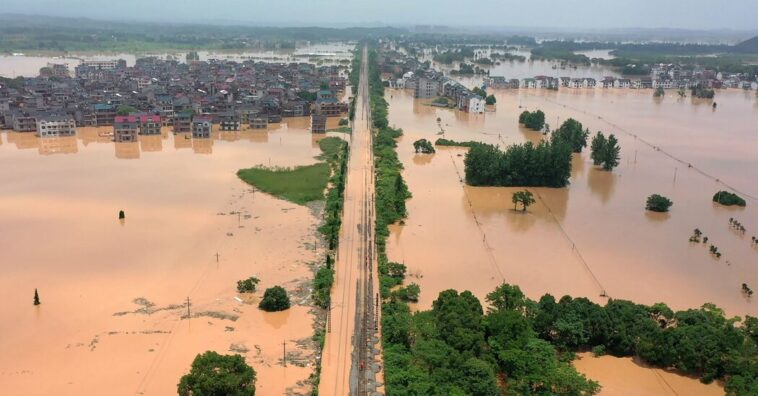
[0,57,350,141]
[379,46,758,114]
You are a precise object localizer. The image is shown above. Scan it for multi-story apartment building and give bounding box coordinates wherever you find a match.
[37,114,76,137]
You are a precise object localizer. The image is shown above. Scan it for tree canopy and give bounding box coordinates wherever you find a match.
[519,110,545,131]
[646,194,673,212]
[713,191,746,207]
[178,351,256,396]
[464,141,572,187]
[258,286,291,312]
[552,118,590,153]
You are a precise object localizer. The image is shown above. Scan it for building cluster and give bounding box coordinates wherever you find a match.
[486,64,758,91]
[0,57,350,140]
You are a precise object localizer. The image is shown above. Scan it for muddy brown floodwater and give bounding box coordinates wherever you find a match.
[0,117,344,395]
[385,87,758,394]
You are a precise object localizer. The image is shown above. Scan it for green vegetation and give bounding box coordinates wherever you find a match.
[435,138,482,148]
[116,105,137,116]
[178,351,256,396]
[472,86,487,97]
[713,191,747,207]
[313,263,335,309]
[590,132,621,171]
[392,283,421,303]
[691,84,716,99]
[518,110,546,131]
[236,137,346,205]
[33,289,40,306]
[646,194,673,212]
[654,87,665,97]
[464,141,572,187]
[236,277,260,293]
[0,76,25,90]
[258,286,290,312]
[338,118,349,126]
[118,210,125,219]
[328,126,352,134]
[297,91,318,101]
[485,94,497,105]
[432,97,450,106]
[237,163,331,205]
[413,139,435,154]
[433,47,475,64]
[512,190,536,212]
[552,118,589,153]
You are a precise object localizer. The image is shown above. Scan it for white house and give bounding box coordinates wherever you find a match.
[468,96,486,113]
[37,114,76,137]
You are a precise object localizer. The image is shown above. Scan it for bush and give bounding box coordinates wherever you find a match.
[338,118,349,126]
[413,139,435,154]
[313,267,335,309]
[592,345,606,356]
[237,276,260,293]
[519,110,545,131]
[393,283,421,302]
[646,194,673,212]
[178,351,256,396]
[713,191,746,207]
[259,286,291,312]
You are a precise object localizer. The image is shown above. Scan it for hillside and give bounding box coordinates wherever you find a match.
[735,35,758,53]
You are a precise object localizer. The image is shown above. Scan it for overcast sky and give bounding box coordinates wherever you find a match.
[4,0,758,30]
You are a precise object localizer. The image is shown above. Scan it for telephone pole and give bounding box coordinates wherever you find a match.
[186,296,191,319]
[282,341,287,367]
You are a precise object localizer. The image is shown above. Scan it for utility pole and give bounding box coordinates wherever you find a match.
[673,167,678,183]
[282,341,287,367]
[186,296,191,319]
[215,252,220,263]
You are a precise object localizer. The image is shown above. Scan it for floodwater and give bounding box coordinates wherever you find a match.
[385,88,758,394]
[573,353,724,395]
[0,42,355,77]
[415,46,620,88]
[0,116,344,395]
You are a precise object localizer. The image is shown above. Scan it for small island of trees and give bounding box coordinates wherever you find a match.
[259,286,291,312]
[518,110,545,131]
[713,191,746,207]
[464,141,572,187]
[413,139,435,154]
[646,194,673,212]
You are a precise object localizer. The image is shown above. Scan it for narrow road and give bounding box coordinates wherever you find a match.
[319,46,382,395]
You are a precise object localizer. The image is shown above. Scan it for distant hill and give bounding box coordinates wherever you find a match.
[735,36,758,53]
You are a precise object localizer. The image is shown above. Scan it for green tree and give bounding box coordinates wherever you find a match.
[413,139,436,154]
[259,286,290,312]
[34,289,40,306]
[519,110,546,131]
[646,194,673,212]
[236,276,260,293]
[654,87,665,97]
[590,132,606,166]
[486,283,527,312]
[338,118,349,126]
[511,190,536,212]
[178,351,256,396]
[713,191,746,207]
[601,134,621,171]
[485,94,497,105]
[552,118,589,153]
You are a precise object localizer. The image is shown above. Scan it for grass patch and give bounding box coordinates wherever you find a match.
[237,163,331,205]
[327,126,352,134]
[237,136,348,205]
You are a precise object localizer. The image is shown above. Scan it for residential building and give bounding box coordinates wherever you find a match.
[311,114,327,133]
[192,116,212,138]
[37,114,76,137]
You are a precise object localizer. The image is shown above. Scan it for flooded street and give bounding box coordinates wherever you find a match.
[385,88,758,393]
[0,118,341,395]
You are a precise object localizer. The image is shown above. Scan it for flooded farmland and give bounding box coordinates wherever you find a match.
[0,117,344,395]
[384,87,758,393]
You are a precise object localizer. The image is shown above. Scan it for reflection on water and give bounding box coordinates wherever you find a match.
[587,167,617,204]
[0,117,323,159]
[0,115,328,395]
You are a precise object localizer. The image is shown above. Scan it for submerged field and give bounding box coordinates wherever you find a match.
[0,118,343,395]
[384,87,758,394]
